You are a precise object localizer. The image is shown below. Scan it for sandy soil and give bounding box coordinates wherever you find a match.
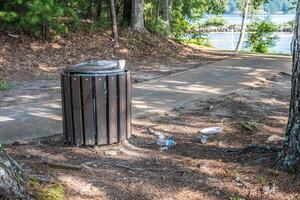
[4,72,299,200]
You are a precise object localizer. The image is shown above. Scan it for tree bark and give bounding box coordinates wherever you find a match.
[121,0,132,26]
[109,0,120,47]
[276,1,300,172]
[87,0,93,19]
[161,0,171,28]
[131,0,144,32]
[235,0,250,52]
[0,147,28,199]
[155,0,160,25]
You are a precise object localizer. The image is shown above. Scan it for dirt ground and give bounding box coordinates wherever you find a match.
[3,72,299,200]
[0,28,230,82]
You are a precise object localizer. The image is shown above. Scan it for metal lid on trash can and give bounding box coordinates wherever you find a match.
[64,60,126,75]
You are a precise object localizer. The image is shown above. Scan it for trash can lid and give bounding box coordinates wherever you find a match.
[64,60,126,75]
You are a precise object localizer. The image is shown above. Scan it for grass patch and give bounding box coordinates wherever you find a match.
[36,184,65,200]
[29,178,65,200]
[238,119,264,132]
[0,81,10,90]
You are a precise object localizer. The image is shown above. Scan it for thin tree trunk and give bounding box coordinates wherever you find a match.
[121,0,132,26]
[161,0,170,28]
[276,1,300,172]
[168,0,172,23]
[155,0,160,25]
[109,0,120,47]
[235,0,250,52]
[0,147,29,199]
[131,0,144,32]
[97,0,103,20]
[87,0,93,19]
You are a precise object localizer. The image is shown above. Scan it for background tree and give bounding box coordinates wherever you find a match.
[235,0,270,52]
[276,0,300,172]
[235,0,250,52]
[121,0,132,26]
[109,0,119,47]
[131,0,145,31]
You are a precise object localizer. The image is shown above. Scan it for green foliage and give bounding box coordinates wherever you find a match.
[146,17,171,37]
[36,184,65,200]
[204,16,227,27]
[282,20,295,29]
[0,0,250,41]
[177,34,211,47]
[0,81,10,90]
[247,18,278,53]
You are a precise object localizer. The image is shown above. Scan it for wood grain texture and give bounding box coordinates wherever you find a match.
[63,75,74,144]
[126,72,132,139]
[71,76,84,146]
[82,76,95,145]
[108,76,118,144]
[95,76,108,145]
[118,74,127,141]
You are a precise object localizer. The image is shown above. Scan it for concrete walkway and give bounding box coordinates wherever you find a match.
[0,54,292,144]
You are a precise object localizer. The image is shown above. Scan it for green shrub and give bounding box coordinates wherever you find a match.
[204,16,227,27]
[146,17,171,37]
[247,18,278,53]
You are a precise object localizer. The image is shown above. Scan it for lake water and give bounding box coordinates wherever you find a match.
[203,14,295,25]
[206,14,294,54]
[208,32,293,54]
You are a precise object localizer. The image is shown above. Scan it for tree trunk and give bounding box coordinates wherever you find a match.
[96,0,103,20]
[155,0,160,25]
[235,0,250,52]
[161,0,171,28]
[0,147,28,199]
[87,0,93,19]
[121,0,132,26]
[276,1,300,172]
[109,0,120,47]
[131,0,144,32]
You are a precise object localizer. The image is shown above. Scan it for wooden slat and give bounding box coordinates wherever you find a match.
[61,74,67,141]
[95,76,108,145]
[118,74,127,141]
[63,75,74,144]
[71,76,84,146]
[82,76,95,145]
[108,75,118,144]
[126,72,132,139]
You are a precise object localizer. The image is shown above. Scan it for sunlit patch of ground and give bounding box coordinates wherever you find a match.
[5,72,299,200]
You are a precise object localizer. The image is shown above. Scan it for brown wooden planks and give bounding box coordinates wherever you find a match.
[108,76,118,144]
[126,72,132,139]
[63,74,74,144]
[95,76,108,145]
[61,75,67,141]
[71,76,84,146]
[118,74,127,141]
[82,76,95,145]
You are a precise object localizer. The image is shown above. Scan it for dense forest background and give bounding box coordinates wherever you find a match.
[0,0,294,41]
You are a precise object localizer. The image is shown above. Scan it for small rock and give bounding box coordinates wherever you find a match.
[267,135,284,143]
[234,176,249,188]
[104,150,118,156]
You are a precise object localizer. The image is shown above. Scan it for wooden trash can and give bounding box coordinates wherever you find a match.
[61,60,131,146]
